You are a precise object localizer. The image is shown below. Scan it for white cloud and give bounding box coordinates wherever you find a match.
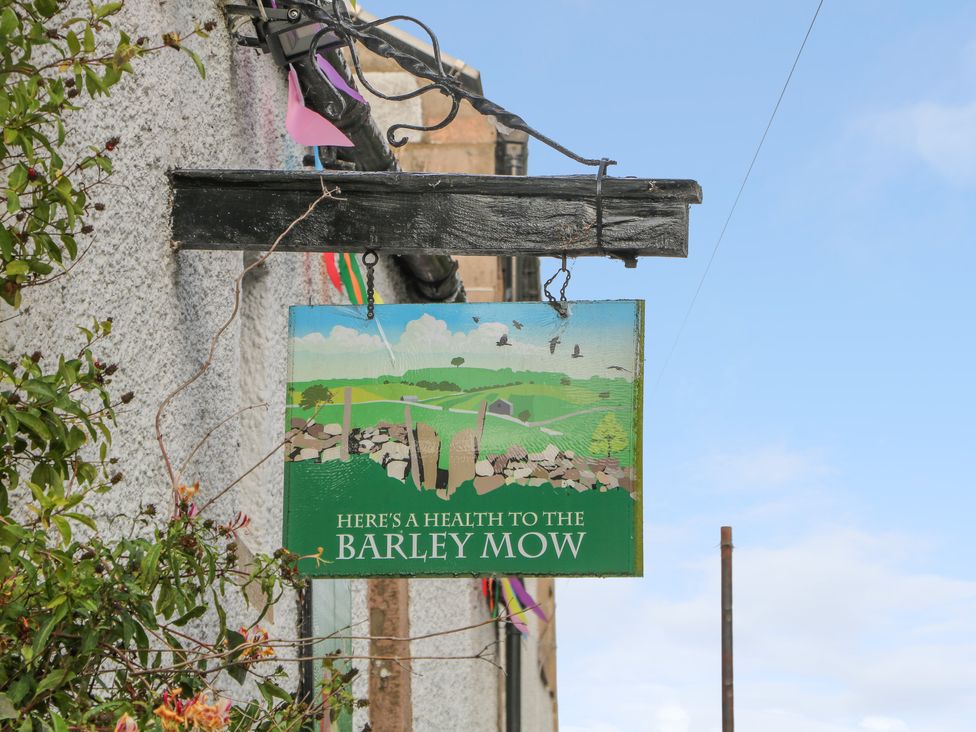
[860,717,909,731]
[657,704,691,732]
[698,445,828,490]
[556,528,976,732]
[862,99,976,183]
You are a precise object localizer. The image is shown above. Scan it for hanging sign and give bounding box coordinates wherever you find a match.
[283,301,644,577]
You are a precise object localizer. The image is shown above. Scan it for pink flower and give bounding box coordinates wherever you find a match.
[222,511,251,533]
[114,713,138,732]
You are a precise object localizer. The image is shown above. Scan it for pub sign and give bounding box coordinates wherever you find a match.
[283,301,644,577]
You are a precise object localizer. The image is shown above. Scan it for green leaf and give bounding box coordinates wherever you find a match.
[5,261,29,276]
[66,31,80,55]
[0,8,18,36]
[32,603,68,659]
[50,711,68,732]
[8,165,27,191]
[33,667,74,698]
[182,47,206,79]
[133,622,149,666]
[227,661,248,685]
[34,0,58,18]
[0,227,14,259]
[141,541,163,587]
[95,2,124,20]
[172,604,207,627]
[258,680,292,703]
[0,693,17,720]
[51,515,71,545]
[17,411,51,441]
[64,512,96,530]
[6,676,29,706]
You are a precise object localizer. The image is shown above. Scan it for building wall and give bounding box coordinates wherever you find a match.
[1,3,556,729]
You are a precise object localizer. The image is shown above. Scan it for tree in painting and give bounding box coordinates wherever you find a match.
[451,356,465,368]
[300,384,334,409]
[590,413,628,457]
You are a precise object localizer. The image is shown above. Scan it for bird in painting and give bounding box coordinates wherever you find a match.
[549,336,560,354]
[572,344,583,358]
[496,334,512,347]
[512,320,524,330]
[607,365,630,373]
[472,316,480,323]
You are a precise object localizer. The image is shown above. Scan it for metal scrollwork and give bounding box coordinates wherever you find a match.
[230,0,615,167]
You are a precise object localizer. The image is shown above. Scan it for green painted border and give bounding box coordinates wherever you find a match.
[632,300,645,576]
[282,301,645,578]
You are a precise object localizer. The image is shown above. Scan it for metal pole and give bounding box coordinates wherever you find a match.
[721,526,734,732]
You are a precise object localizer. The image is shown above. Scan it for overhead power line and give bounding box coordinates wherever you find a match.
[654,0,825,389]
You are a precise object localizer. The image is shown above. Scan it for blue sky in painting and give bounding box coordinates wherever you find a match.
[289,301,641,380]
[289,300,636,344]
[361,3,976,731]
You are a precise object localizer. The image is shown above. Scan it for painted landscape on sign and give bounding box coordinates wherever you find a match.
[283,301,644,577]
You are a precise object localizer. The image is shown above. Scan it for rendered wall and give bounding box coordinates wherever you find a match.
[1,4,557,729]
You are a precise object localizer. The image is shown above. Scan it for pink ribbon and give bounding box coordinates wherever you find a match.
[285,65,354,147]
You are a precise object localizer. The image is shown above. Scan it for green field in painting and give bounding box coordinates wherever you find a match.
[288,366,637,466]
[284,456,641,577]
[287,401,633,467]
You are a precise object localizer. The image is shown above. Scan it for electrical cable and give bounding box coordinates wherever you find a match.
[654,0,825,389]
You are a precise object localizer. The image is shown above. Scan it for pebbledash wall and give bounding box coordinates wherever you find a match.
[0,1,557,730]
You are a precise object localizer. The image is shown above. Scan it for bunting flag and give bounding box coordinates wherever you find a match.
[285,66,354,147]
[321,251,385,307]
[481,577,547,635]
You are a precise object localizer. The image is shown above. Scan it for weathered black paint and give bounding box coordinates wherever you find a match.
[169,169,701,259]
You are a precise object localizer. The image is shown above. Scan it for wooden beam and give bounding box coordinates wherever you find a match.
[169,169,701,260]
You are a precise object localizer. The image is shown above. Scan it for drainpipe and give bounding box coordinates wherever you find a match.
[505,621,522,732]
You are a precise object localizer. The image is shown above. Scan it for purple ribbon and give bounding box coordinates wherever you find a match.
[316,54,366,104]
[509,576,548,622]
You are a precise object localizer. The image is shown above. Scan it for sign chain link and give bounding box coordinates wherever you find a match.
[362,250,378,319]
[543,252,571,318]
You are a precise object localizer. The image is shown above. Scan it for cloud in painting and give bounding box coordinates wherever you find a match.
[291,310,637,381]
[294,326,383,355]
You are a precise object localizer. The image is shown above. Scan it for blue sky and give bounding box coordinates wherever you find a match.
[364,3,976,730]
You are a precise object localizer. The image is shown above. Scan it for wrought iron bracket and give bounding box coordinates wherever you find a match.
[226,0,616,168]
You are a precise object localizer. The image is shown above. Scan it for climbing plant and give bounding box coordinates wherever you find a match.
[0,2,351,730]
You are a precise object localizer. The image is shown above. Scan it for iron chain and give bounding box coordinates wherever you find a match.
[362,250,378,319]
